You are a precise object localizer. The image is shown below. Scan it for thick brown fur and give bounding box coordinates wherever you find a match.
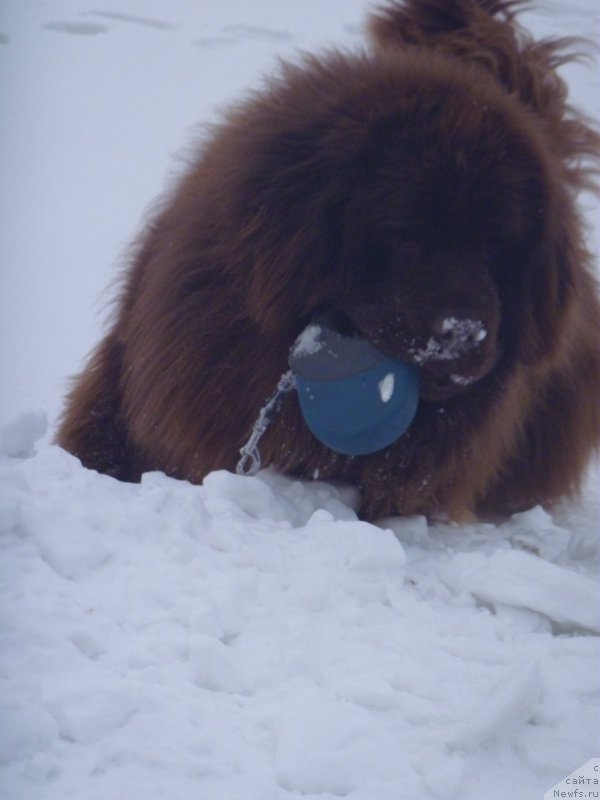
[58,0,600,521]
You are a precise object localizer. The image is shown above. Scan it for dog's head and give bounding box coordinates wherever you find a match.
[332,75,558,401]
[239,53,576,400]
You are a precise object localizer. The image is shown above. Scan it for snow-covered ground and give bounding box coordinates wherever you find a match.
[1,2,599,799]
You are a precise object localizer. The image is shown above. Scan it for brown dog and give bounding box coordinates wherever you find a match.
[58,0,600,521]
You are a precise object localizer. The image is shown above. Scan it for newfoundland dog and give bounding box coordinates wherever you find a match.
[58,0,600,521]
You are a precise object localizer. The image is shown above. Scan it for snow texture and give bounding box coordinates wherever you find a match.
[409,318,487,365]
[291,323,324,357]
[1,411,600,800]
[1,1,600,799]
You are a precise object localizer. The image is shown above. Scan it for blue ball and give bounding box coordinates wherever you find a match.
[289,318,419,456]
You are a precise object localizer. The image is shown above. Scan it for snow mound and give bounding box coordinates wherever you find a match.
[0,411,47,458]
[1,414,598,800]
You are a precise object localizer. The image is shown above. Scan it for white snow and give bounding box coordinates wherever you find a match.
[291,323,324,357]
[441,547,600,632]
[1,1,600,799]
[2,400,600,800]
[450,373,477,386]
[410,318,488,364]
[442,317,487,343]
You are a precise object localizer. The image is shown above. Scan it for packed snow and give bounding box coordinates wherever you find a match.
[291,324,325,358]
[1,2,599,799]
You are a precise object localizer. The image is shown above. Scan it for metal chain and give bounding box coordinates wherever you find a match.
[236,370,296,476]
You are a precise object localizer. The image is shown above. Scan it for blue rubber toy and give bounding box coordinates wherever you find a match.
[289,314,419,456]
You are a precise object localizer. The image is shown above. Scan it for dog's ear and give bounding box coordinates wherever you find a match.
[240,132,353,334]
